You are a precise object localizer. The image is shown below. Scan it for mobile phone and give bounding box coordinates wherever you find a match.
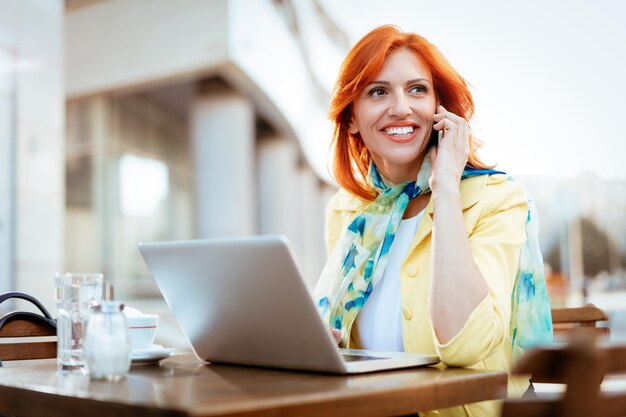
[429,124,439,148]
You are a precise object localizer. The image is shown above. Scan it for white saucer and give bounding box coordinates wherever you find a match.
[131,345,176,365]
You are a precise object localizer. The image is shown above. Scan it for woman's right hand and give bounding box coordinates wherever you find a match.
[429,105,470,194]
[330,328,342,345]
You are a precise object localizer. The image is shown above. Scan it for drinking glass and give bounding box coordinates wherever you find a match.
[55,272,103,372]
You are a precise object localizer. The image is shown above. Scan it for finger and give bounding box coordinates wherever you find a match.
[434,105,450,120]
[433,119,455,142]
[432,105,448,121]
[432,112,446,122]
[433,106,449,122]
[452,116,469,149]
[460,124,470,153]
[330,329,342,345]
[436,105,465,124]
[433,118,457,133]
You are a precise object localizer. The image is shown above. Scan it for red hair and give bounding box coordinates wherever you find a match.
[329,25,493,201]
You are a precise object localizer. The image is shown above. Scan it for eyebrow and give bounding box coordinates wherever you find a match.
[366,78,432,86]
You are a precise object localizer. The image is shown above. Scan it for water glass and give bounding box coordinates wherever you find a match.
[55,272,103,372]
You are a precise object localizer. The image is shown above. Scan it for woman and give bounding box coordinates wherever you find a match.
[313,25,552,416]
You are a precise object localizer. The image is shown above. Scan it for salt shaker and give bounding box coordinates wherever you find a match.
[83,301,132,380]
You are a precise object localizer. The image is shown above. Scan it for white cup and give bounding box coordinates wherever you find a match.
[124,307,159,350]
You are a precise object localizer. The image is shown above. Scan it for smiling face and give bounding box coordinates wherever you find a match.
[349,48,438,183]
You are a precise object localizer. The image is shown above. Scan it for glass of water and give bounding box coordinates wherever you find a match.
[54,272,103,372]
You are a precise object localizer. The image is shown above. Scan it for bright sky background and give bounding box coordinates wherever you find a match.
[320,0,626,180]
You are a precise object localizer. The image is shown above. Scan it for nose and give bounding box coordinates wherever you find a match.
[388,92,411,118]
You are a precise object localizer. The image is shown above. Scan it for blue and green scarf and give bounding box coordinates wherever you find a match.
[313,157,552,358]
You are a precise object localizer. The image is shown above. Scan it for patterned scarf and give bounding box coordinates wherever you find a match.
[313,157,553,357]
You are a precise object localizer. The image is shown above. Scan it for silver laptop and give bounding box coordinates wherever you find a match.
[138,235,439,374]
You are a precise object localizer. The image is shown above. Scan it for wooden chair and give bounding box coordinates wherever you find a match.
[551,303,609,340]
[502,332,626,417]
[0,292,57,365]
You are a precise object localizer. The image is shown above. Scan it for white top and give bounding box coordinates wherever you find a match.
[355,210,424,352]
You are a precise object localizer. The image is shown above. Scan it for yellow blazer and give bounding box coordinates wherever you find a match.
[323,174,529,417]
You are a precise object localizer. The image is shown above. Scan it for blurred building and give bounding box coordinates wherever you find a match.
[0,1,64,309]
[64,0,344,301]
[0,0,348,312]
[3,0,624,321]
[522,174,626,299]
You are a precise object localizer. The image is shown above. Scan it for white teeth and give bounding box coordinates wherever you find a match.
[385,126,414,136]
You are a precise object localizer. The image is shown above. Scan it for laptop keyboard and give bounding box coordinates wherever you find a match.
[341,354,386,362]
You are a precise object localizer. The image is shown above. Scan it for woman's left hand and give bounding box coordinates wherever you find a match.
[428,105,470,194]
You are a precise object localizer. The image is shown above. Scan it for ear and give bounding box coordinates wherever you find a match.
[348,116,359,135]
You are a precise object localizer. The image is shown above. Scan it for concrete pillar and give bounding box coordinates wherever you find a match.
[11,0,64,310]
[64,100,100,279]
[296,165,321,289]
[257,136,299,244]
[315,182,339,285]
[191,90,256,238]
[258,135,337,290]
[0,47,15,295]
[89,97,119,290]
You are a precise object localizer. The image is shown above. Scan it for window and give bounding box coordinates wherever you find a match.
[65,93,194,299]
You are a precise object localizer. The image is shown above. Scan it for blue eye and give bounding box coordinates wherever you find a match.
[367,87,386,97]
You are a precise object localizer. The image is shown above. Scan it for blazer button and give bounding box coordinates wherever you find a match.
[402,307,413,320]
[405,264,418,278]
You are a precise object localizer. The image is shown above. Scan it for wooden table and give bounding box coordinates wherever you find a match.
[0,353,507,416]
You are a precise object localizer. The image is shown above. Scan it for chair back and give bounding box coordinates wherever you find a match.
[551,303,609,341]
[502,332,626,417]
[0,292,57,365]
